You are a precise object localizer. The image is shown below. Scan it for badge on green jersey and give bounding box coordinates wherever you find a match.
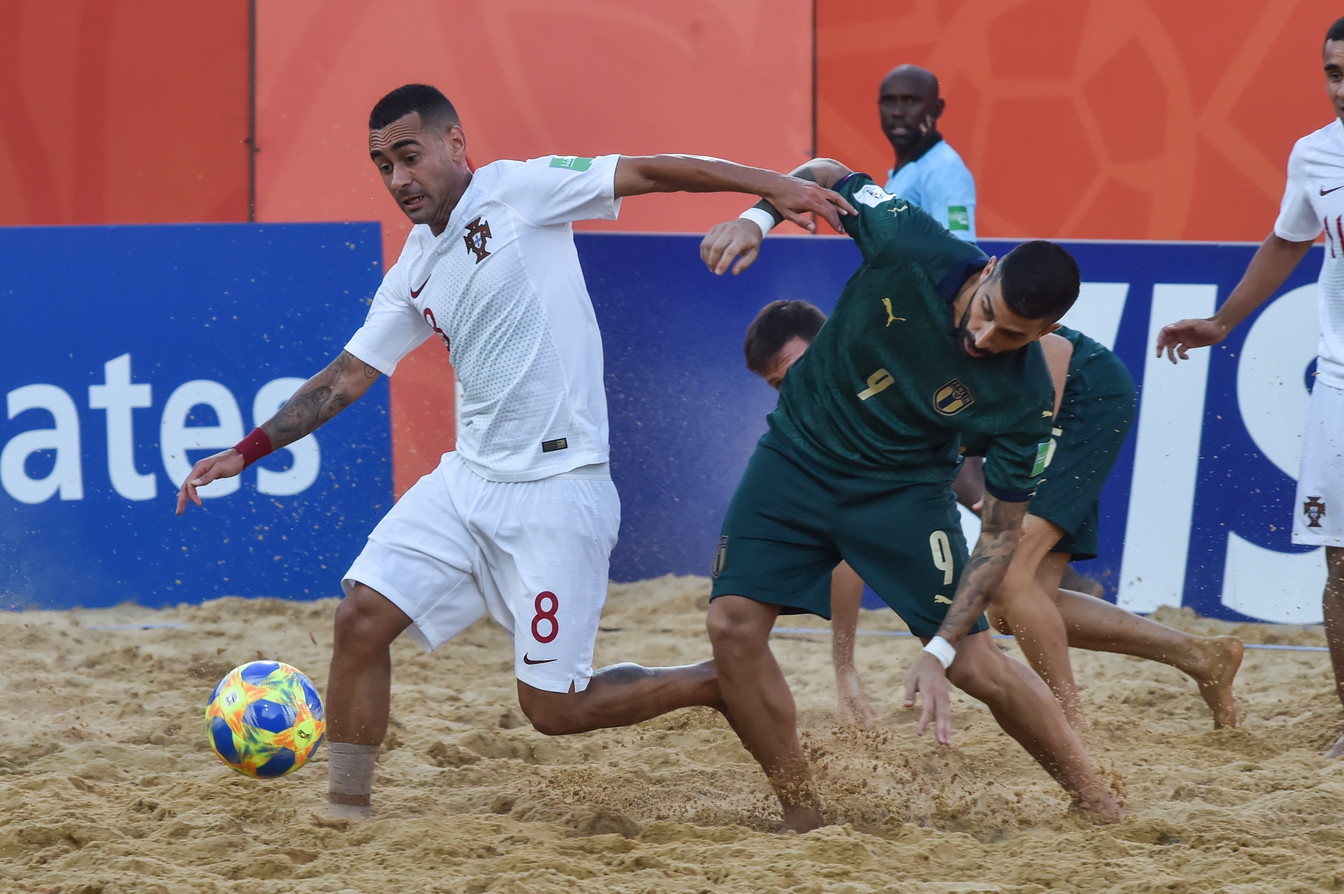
[1030,441,1052,477]
[947,206,970,231]
[550,156,593,171]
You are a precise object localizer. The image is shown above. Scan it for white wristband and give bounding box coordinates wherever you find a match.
[922,635,956,669]
[738,207,779,236]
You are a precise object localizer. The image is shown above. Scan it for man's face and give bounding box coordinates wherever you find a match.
[757,336,810,389]
[369,112,468,232]
[956,272,1058,358]
[1325,40,1344,124]
[878,71,943,154]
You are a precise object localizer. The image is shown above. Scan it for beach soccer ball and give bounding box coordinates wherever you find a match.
[205,660,325,778]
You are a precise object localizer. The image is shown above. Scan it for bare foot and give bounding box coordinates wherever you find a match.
[1068,792,1124,824]
[1322,732,1344,759]
[835,669,876,728]
[779,805,825,833]
[1184,635,1244,729]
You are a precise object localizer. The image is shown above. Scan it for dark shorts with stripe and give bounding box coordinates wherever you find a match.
[1035,341,1136,559]
[709,430,989,638]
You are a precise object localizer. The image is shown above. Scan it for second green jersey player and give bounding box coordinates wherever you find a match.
[699,158,1122,833]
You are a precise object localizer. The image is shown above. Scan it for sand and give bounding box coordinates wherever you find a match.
[2,575,1343,893]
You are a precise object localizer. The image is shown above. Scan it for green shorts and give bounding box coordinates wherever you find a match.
[1034,333,1136,559]
[710,430,989,638]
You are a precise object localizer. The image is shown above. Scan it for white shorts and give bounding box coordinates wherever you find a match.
[343,452,620,692]
[1293,380,1344,547]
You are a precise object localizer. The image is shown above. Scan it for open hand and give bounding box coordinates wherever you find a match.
[701,219,766,276]
[1155,318,1226,363]
[175,450,245,514]
[902,651,955,745]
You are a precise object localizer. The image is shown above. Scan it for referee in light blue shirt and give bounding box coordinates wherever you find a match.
[878,64,977,242]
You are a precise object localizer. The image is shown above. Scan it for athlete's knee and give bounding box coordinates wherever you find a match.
[517,688,583,736]
[333,585,406,656]
[985,605,1012,636]
[705,595,770,658]
[945,633,1012,698]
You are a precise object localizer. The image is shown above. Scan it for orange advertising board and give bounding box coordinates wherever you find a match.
[817,0,1344,242]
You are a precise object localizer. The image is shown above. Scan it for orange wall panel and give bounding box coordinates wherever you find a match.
[253,0,814,494]
[0,1,250,225]
[817,0,1342,242]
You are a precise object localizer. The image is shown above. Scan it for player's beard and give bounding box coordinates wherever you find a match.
[954,302,983,358]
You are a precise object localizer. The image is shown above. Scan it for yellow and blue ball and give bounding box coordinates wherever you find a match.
[205,660,325,778]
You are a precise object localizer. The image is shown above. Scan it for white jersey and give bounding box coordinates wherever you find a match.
[1274,119,1344,390]
[345,154,623,481]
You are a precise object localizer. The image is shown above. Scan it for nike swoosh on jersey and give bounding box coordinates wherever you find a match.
[1321,185,1344,196]
[410,274,431,298]
[522,654,557,665]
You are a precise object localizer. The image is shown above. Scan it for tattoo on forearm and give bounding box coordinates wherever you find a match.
[937,496,1027,643]
[263,351,374,447]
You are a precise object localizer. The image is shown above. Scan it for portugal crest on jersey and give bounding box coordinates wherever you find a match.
[933,379,974,416]
[463,216,492,263]
[1304,495,1327,528]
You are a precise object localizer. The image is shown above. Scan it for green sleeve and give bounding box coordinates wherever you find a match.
[835,173,986,278]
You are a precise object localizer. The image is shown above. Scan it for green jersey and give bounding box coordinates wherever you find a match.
[768,172,1056,500]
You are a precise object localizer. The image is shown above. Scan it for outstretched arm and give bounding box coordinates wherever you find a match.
[612,154,855,234]
[1155,233,1312,362]
[700,158,855,276]
[175,350,381,514]
[902,493,1030,744]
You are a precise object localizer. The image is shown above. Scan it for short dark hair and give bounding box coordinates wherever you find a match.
[1327,17,1344,44]
[369,84,461,131]
[744,300,827,374]
[991,240,1080,324]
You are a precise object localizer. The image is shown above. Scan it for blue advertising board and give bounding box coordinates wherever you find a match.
[581,233,1327,625]
[1,223,391,609]
[2,224,1326,624]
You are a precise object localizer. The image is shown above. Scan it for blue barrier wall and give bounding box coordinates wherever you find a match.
[583,234,1326,625]
[2,223,390,609]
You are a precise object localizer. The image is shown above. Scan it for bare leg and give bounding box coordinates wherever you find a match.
[325,584,414,810]
[830,562,875,727]
[516,659,724,735]
[1060,563,1106,599]
[946,632,1121,822]
[1322,547,1344,758]
[706,594,823,832]
[986,516,1086,726]
[1051,577,1242,729]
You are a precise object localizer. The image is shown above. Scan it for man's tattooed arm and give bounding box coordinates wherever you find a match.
[933,493,1029,646]
[262,351,382,448]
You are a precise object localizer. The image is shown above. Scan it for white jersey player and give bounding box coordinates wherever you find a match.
[1156,16,1344,760]
[175,83,854,818]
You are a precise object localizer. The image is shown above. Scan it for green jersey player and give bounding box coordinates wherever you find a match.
[700,158,1121,832]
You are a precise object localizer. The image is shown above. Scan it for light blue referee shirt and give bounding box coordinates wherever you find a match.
[884,137,977,242]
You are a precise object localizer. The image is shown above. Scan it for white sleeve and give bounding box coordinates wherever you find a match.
[343,258,432,376]
[497,154,623,227]
[1274,140,1324,242]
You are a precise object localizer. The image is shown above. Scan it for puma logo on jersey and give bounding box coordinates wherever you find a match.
[464,216,492,263]
[880,298,906,327]
[933,594,953,605]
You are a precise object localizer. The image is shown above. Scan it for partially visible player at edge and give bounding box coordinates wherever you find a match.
[175,83,855,817]
[702,158,1123,832]
[1156,16,1344,759]
[747,300,1242,731]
